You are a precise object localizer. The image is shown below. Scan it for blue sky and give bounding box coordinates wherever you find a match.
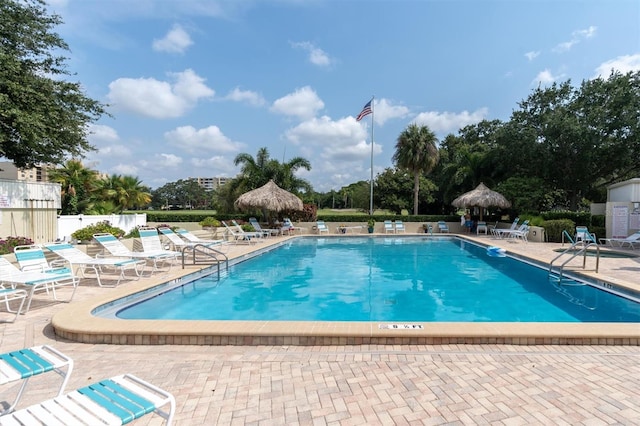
[45,0,640,192]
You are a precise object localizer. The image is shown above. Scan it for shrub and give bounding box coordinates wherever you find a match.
[71,221,125,242]
[0,236,34,255]
[199,217,221,228]
[541,219,575,242]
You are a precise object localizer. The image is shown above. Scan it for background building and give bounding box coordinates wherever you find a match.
[0,161,51,182]
[192,177,230,191]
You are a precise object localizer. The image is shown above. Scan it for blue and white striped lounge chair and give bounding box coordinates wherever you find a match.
[6,250,78,313]
[437,221,450,233]
[92,233,177,274]
[394,220,406,233]
[316,220,330,234]
[0,373,175,425]
[384,220,394,233]
[0,345,73,415]
[42,242,146,287]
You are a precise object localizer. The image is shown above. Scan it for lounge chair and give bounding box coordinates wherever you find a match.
[598,231,640,249]
[42,242,145,287]
[492,217,520,238]
[384,220,395,233]
[498,220,530,240]
[0,285,27,323]
[476,221,488,235]
[0,345,73,415]
[221,221,255,244]
[437,221,449,233]
[316,220,329,234]
[175,229,225,245]
[138,228,181,265]
[92,233,177,274]
[8,248,78,313]
[1,373,175,425]
[394,220,406,233]
[575,226,597,244]
[281,218,306,235]
[507,223,530,242]
[249,217,279,237]
[231,220,264,239]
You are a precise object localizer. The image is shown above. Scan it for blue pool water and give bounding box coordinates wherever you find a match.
[115,237,640,322]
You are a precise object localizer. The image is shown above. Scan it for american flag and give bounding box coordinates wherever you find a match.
[356,100,372,121]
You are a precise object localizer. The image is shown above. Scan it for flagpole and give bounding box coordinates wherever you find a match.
[369,96,374,215]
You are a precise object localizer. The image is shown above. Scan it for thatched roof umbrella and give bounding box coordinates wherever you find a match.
[234,180,303,220]
[451,182,511,220]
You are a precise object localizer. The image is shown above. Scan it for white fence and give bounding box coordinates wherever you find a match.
[57,214,147,242]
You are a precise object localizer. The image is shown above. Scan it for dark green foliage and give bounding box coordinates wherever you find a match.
[0,0,106,167]
[541,219,575,243]
[71,221,124,242]
[0,236,34,255]
[541,211,592,226]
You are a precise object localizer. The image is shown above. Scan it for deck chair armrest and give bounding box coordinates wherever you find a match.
[20,264,46,273]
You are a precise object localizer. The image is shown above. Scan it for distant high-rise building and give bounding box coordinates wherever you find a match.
[191,176,230,191]
[0,162,51,182]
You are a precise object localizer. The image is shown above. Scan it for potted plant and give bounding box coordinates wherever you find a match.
[367,218,376,233]
[422,223,433,234]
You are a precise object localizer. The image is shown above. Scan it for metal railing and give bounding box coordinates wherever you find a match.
[181,244,228,280]
[549,239,599,284]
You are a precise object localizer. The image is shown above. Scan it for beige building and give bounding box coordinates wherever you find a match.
[0,161,51,183]
[191,176,230,191]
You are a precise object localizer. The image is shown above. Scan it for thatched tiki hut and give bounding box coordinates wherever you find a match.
[234,180,303,222]
[451,182,511,220]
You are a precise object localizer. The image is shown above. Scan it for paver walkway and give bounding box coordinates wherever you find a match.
[1,234,639,424]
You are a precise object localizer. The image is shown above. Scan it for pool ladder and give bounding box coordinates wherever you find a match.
[548,233,599,284]
[181,244,228,280]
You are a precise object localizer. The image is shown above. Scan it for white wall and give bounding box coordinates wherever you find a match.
[57,214,147,242]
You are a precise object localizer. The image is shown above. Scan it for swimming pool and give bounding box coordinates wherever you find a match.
[110,237,639,323]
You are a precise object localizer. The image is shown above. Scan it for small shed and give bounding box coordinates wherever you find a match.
[604,178,640,239]
[0,179,61,243]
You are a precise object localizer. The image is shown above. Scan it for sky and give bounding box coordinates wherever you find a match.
[43,0,640,192]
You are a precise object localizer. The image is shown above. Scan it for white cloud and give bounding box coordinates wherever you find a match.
[285,115,379,161]
[525,51,540,61]
[531,69,564,86]
[290,41,333,67]
[164,125,245,155]
[111,163,139,175]
[270,86,324,119]
[190,156,238,176]
[413,108,489,135]
[553,26,597,53]
[87,124,119,143]
[593,54,640,78]
[372,99,410,126]
[107,69,214,119]
[224,87,266,106]
[154,153,184,169]
[152,24,193,53]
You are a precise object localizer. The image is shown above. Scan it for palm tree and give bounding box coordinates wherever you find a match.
[233,147,312,193]
[48,159,99,214]
[94,175,151,212]
[392,124,439,215]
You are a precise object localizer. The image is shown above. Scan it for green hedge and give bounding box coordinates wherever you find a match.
[541,219,575,242]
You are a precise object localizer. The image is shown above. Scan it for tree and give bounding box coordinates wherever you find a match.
[232,147,312,195]
[48,159,98,214]
[375,167,437,214]
[94,175,151,212]
[0,0,106,167]
[392,124,439,215]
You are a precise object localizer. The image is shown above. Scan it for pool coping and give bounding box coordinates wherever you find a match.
[52,235,640,346]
